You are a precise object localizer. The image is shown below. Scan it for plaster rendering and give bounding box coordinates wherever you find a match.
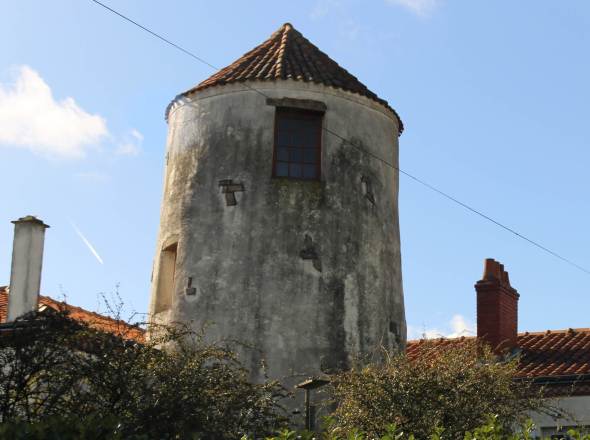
[149,24,406,393]
[7,215,49,321]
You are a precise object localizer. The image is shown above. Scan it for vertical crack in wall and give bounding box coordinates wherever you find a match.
[320,277,347,374]
[361,175,376,205]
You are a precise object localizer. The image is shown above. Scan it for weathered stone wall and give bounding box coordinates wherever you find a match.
[149,79,405,392]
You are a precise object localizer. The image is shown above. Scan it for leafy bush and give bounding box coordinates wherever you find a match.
[326,340,548,439]
[259,416,590,440]
[0,309,287,439]
[0,415,132,440]
[0,309,570,439]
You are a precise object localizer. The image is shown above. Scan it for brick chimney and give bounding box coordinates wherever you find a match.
[475,258,519,354]
[7,216,50,321]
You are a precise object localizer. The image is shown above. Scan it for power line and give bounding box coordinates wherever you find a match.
[90,0,218,71]
[90,0,270,102]
[323,127,590,276]
[89,0,590,277]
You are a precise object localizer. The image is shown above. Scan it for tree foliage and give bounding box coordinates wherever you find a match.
[261,416,590,440]
[0,308,570,439]
[326,340,548,439]
[0,309,287,439]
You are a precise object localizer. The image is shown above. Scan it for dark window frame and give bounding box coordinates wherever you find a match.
[272,107,323,181]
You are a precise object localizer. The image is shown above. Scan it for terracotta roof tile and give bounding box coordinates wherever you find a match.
[181,23,403,133]
[407,328,590,382]
[0,287,6,324]
[0,286,144,342]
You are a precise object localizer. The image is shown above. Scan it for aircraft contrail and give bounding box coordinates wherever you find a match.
[70,221,104,265]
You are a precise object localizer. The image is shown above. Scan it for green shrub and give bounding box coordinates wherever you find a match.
[258,416,590,440]
[0,310,287,439]
[326,340,547,439]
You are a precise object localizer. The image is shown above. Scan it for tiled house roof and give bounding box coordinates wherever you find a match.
[0,287,6,323]
[182,23,403,133]
[516,329,590,377]
[407,330,590,378]
[407,329,590,396]
[0,286,144,342]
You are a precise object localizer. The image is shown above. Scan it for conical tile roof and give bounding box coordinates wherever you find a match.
[183,23,403,133]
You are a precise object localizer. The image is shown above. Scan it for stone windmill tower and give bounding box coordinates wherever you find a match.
[149,23,405,388]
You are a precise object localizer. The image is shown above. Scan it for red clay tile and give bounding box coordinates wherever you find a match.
[0,287,144,342]
[181,23,403,133]
[407,328,590,380]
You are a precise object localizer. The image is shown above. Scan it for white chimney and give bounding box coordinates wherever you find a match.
[7,216,50,321]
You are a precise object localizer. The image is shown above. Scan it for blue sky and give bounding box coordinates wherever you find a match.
[1,0,589,337]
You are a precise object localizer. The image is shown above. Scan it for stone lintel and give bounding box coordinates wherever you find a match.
[266,97,327,113]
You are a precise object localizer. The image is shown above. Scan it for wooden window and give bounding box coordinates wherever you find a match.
[154,242,177,314]
[273,108,322,180]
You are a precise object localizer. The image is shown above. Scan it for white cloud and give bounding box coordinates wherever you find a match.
[0,66,108,159]
[408,314,475,340]
[447,314,475,338]
[407,324,444,340]
[386,0,440,17]
[115,128,143,156]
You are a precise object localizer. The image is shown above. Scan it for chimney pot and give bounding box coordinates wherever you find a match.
[7,216,49,321]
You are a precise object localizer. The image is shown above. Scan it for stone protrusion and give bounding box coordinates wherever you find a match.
[300,234,322,272]
[219,179,245,206]
[185,277,196,296]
